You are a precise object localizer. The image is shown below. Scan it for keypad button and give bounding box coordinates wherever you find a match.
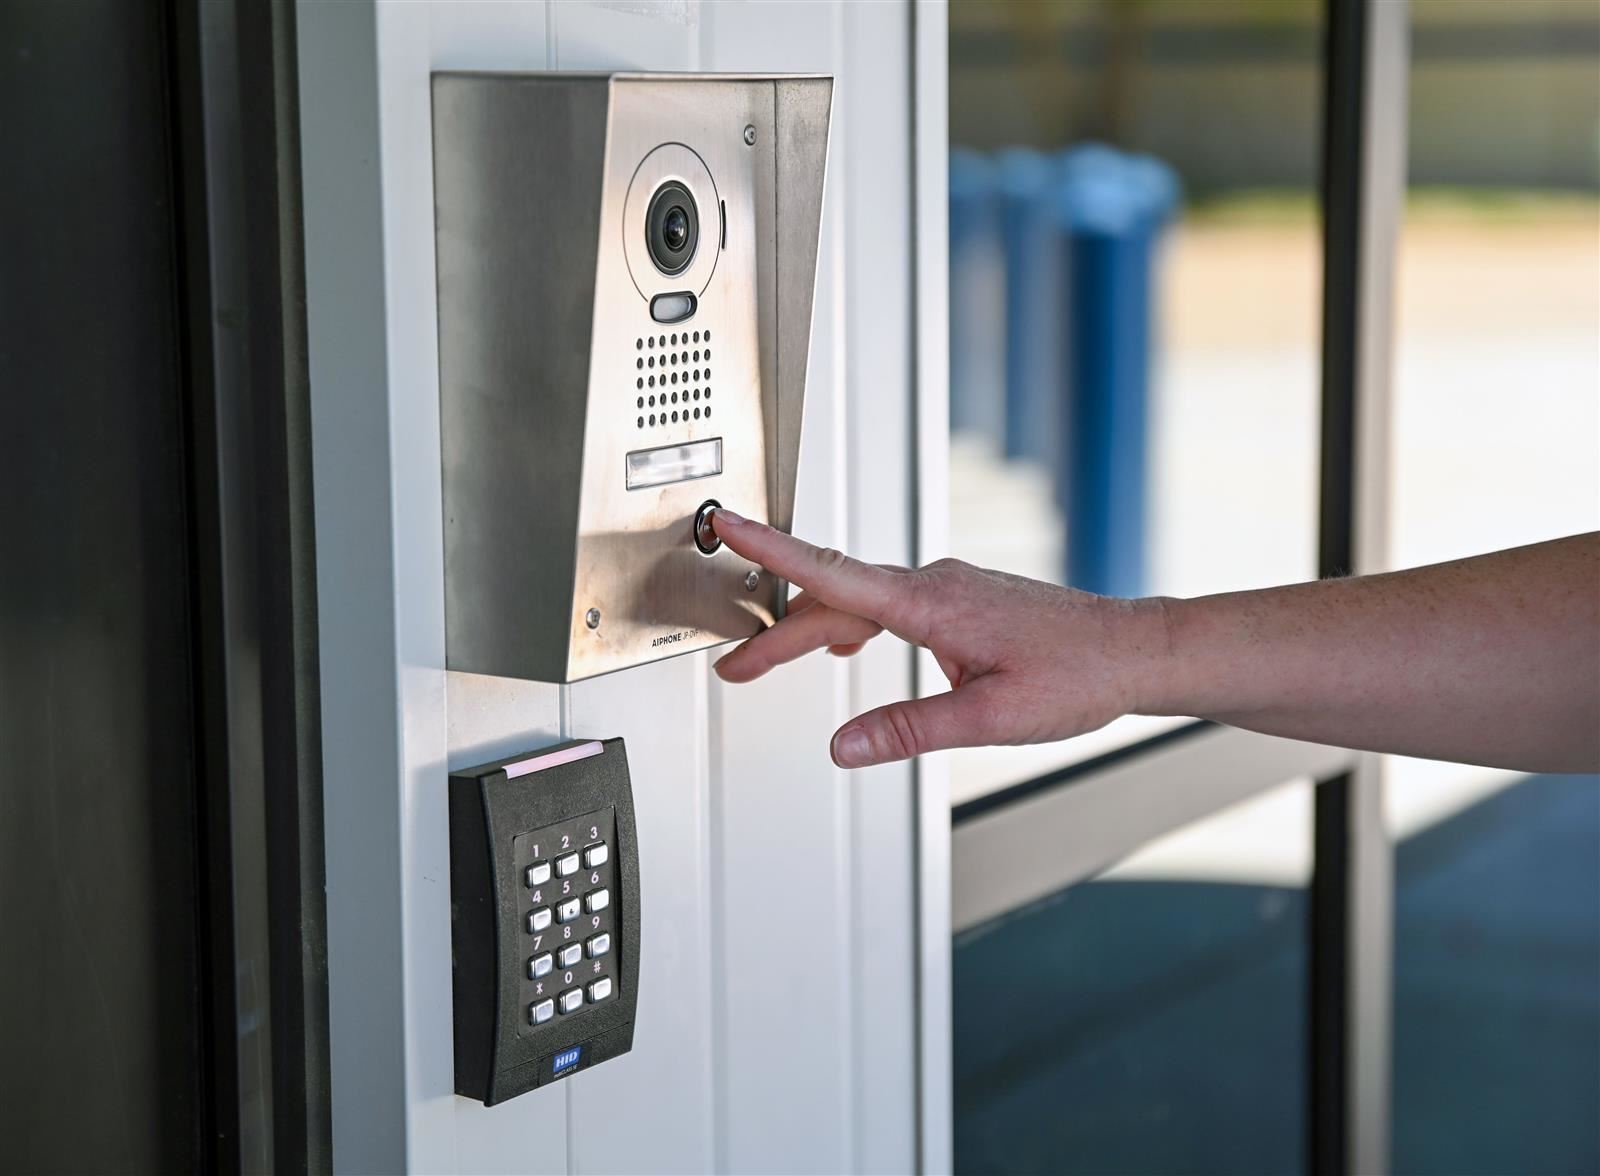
[530,998,554,1025]
[557,897,581,923]
[527,907,552,933]
[584,888,610,914]
[558,943,582,969]
[583,842,609,869]
[558,987,583,1014]
[525,861,551,888]
[556,852,581,878]
[530,952,553,979]
[588,977,613,1004]
[586,932,611,959]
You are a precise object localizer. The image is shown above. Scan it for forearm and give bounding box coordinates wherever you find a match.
[1137,533,1600,772]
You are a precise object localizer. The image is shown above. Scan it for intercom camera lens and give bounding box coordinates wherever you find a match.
[663,207,688,251]
[646,181,699,277]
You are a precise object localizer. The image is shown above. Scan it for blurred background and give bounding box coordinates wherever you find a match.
[945,2,1599,1172]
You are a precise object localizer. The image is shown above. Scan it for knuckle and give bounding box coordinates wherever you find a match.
[814,546,850,575]
[873,703,922,762]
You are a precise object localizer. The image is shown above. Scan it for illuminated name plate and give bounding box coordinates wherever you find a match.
[624,437,722,491]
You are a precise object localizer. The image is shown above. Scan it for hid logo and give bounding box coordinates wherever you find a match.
[553,1047,584,1075]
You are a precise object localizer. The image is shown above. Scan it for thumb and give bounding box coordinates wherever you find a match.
[830,687,988,769]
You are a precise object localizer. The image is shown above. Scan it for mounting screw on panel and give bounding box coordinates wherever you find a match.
[742,124,756,147]
[585,608,601,630]
[744,571,759,592]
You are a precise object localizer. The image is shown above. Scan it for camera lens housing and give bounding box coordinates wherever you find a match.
[645,181,698,277]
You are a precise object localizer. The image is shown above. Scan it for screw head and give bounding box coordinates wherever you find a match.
[744,570,760,592]
[742,124,757,147]
[585,607,601,630]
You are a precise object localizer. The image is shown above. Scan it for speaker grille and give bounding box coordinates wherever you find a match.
[634,330,712,431]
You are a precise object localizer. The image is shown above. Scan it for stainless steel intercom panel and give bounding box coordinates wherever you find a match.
[432,72,833,682]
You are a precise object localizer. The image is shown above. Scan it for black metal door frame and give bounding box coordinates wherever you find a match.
[165,0,332,1170]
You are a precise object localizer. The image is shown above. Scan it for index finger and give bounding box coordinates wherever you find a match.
[712,508,902,625]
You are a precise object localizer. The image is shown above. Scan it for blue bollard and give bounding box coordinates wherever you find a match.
[1054,146,1180,599]
[995,147,1066,468]
[948,148,1004,446]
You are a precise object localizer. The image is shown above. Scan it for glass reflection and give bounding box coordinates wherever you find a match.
[954,780,1313,1174]
[948,0,1325,796]
[1384,5,1599,1169]
[1390,772,1600,1175]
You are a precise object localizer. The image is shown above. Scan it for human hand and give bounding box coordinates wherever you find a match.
[709,508,1171,769]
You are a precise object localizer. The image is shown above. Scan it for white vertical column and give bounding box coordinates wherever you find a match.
[303,1,929,1170]
[552,6,717,1175]
[841,1,920,1171]
[699,5,860,1174]
[297,2,410,1170]
[911,1,954,1171]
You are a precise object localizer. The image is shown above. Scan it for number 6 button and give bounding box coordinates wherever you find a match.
[584,888,610,914]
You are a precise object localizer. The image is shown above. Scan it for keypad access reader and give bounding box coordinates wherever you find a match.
[449,738,640,1105]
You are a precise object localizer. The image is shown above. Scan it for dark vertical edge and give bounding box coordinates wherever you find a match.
[165,0,331,1170]
[163,0,243,1169]
[255,1,334,1171]
[1318,0,1366,582]
[1310,772,1353,1176]
[1313,0,1368,1171]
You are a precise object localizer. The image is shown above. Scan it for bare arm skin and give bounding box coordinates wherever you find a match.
[709,510,1600,773]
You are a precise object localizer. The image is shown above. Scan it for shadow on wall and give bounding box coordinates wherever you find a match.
[952,774,1600,1175]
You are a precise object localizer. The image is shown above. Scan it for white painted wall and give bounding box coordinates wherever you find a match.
[297,1,930,1172]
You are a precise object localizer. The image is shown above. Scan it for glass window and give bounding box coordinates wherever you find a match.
[948,0,1326,801]
[954,780,1313,1173]
[1390,772,1600,1174]
[1387,8,1600,1171]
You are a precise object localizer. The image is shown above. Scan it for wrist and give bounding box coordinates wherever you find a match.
[1119,594,1184,718]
